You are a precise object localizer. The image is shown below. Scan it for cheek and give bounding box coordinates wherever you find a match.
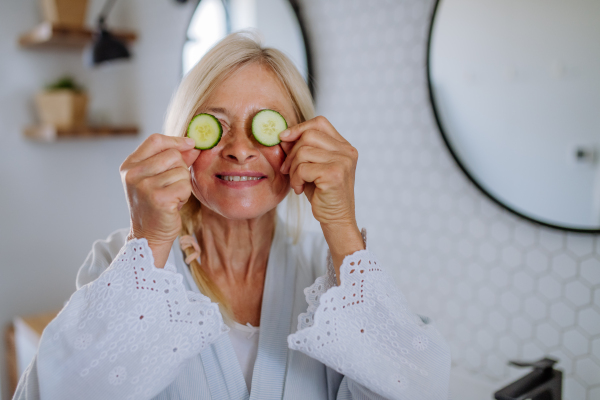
[262,145,288,184]
[262,145,285,173]
[190,150,217,187]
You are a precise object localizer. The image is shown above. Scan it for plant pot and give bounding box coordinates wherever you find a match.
[39,0,88,28]
[35,90,88,129]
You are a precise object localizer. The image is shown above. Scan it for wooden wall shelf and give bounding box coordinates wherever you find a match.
[24,125,139,142]
[18,22,137,49]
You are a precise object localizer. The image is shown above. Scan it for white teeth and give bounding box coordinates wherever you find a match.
[221,175,262,181]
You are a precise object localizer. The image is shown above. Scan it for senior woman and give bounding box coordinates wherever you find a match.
[14,33,450,400]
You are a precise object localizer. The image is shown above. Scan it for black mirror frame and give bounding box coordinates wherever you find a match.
[425,0,600,234]
[180,0,316,98]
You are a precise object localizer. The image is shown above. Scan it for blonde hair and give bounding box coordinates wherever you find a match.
[163,31,315,320]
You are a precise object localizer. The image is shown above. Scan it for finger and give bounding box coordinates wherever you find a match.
[280,141,294,157]
[151,180,193,211]
[168,179,194,203]
[279,116,345,144]
[289,162,327,195]
[149,166,190,189]
[129,133,196,164]
[280,126,339,157]
[181,148,201,167]
[130,148,188,181]
[281,132,341,173]
[281,132,341,174]
[286,146,337,178]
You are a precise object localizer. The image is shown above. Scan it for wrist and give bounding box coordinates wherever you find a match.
[321,221,365,285]
[320,218,358,233]
[321,220,362,244]
[127,228,174,269]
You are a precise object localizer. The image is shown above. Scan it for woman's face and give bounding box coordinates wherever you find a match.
[189,62,298,220]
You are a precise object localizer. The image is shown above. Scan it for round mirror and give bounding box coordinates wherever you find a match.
[428,0,600,232]
[182,0,311,89]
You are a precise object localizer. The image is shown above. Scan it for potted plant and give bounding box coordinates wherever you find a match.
[39,0,88,28]
[35,76,88,130]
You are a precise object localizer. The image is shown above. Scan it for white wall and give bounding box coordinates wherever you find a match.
[0,1,195,398]
[301,0,600,398]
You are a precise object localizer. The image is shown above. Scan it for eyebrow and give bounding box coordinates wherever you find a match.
[203,106,288,120]
[204,107,229,117]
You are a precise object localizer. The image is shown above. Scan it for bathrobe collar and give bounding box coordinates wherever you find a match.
[170,218,296,400]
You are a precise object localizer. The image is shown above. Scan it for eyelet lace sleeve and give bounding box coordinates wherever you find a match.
[288,231,451,400]
[33,238,229,400]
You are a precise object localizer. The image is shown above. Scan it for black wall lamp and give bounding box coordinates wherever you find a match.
[91,0,130,65]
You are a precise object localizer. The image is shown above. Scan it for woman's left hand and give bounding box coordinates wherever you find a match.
[279,116,365,281]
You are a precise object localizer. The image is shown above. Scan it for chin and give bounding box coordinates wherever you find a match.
[209,199,279,221]
[217,208,271,221]
[194,183,290,221]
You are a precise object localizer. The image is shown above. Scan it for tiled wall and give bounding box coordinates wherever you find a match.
[300,0,600,398]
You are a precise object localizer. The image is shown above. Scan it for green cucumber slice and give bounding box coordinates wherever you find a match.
[252,109,288,146]
[187,113,222,150]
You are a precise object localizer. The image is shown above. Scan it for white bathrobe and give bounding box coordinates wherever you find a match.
[13,220,451,400]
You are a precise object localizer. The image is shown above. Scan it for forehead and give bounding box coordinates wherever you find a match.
[201,62,297,123]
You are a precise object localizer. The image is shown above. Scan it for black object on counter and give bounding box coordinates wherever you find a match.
[494,357,562,400]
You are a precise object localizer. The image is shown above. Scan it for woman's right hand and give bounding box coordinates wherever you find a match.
[119,133,200,268]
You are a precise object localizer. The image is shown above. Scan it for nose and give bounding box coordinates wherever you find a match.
[221,126,260,164]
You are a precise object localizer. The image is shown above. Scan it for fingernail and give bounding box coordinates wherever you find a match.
[279,130,290,139]
[280,163,285,173]
[185,138,196,146]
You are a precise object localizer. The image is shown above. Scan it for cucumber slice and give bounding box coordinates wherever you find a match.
[187,113,222,150]
[252,109,288,146]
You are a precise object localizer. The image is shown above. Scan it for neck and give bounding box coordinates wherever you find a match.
[196,207,276,284]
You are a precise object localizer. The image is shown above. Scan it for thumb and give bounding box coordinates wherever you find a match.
[304,183,315,202]
[181,148,201,167]
[280,141,294,156]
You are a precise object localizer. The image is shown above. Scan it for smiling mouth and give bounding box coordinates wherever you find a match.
[217,175,266,182]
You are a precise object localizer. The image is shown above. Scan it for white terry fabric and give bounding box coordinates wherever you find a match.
[13,221,451,400]
[225,320,260,392]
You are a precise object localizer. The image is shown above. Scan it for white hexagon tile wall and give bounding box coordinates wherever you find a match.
[298,0,600,398]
